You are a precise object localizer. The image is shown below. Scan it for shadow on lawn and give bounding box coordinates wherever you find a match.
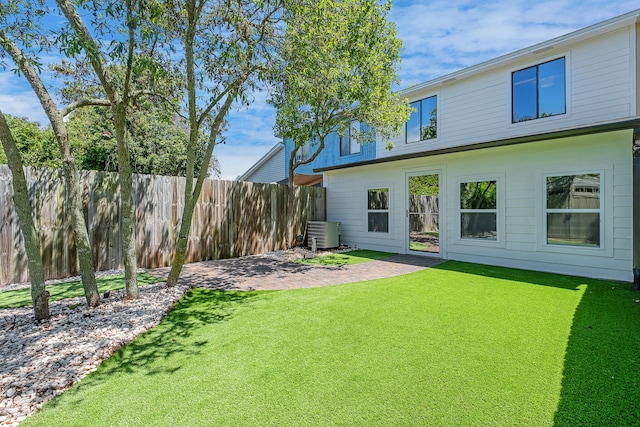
[434,261,640,426]
[94,289,260,378]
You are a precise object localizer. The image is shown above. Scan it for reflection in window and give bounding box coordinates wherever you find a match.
[406,96,437,143]
[513,57,565,122]
[340,121,361,156]
[546,174,601,247]
[460,180,497,240]
[368,188,389,233]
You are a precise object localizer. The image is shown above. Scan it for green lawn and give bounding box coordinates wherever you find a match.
[409,240,429,251]
[0,272,162,308]
[295,249,394,265]
[23,261,640,426]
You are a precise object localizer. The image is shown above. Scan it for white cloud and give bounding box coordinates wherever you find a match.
[390,0,640,87]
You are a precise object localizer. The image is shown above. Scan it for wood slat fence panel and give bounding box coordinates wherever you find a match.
[0,165,326,287]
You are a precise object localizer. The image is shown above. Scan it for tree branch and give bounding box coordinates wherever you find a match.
[61,98,112,117]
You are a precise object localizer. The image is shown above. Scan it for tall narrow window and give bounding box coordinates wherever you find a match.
[512,57,565,122]
[368,188,389,233]
[460,180,497,240]
[546,173,601,247]
[406,95,437,143]
[340,121,361,156]
[295,141,310,162]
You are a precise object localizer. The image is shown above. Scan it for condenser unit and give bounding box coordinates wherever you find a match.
[307,221,340,249]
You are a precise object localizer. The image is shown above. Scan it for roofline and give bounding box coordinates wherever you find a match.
[401,9,640,97]
[315,119,640,173]
[236,142,284,181]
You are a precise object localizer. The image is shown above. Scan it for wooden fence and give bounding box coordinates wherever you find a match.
[0,166,326,287]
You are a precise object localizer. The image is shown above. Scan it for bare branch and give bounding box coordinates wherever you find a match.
[61,98,112,117]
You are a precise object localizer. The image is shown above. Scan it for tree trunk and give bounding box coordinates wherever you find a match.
[166,193,196,287]
[0,112,49,320]
[113,102,140,298]
[0,29,100,307]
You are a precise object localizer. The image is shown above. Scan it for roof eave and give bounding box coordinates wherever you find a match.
[315,119,640,173]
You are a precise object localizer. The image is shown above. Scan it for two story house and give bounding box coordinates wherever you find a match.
[316,9,640,284]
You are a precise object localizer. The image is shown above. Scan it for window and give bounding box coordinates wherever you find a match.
[460,180,497,240]
[512,57,565,122]
[340,121,361,156]
[294,141,310,162]
[545,173,601,247]
[406,95,437,143]
[367,188,389,233]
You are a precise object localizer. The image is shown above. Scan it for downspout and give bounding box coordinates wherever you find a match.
[633,127,640,290]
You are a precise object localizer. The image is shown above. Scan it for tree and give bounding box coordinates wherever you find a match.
[65,104,213,177]
[164,0,284,286]
[269,0,411,187]
[0,115,59,168]
[54,0,173,299]
[0,4,101,307]
[0,111,49,320]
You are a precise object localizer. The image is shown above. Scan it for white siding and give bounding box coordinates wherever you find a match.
[242,147,285,184]
[327,130,633,282]
[379,26,636,159]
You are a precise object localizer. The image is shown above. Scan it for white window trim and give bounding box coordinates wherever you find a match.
[366,185,391,234]
[402,169,447,259]
[508,52,572,127]
[406,93,440,144]
[537,167,613,257]
[455,173,505,248]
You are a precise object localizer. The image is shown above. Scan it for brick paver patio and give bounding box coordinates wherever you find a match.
[150,254,444,291]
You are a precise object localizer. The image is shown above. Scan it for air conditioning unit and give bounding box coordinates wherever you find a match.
[307,221,340,249]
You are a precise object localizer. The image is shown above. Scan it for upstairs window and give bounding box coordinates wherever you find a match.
[406,95,437,143]
[340,121,361,156]
[512,57,565,123]
[545,173,601,247]
[294,141,310,162]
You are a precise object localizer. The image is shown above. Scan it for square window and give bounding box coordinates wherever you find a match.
[512,57,565,122]
[545,174,601,247]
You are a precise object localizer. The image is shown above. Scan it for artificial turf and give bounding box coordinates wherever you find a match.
[0,272,162,308]
[294,249,395,265]
[22,261,640,426]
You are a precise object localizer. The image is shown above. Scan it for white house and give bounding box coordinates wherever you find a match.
[237,143,286,184]
[316,9,640,284]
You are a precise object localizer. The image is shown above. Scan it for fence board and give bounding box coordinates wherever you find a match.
[0,165,326,287]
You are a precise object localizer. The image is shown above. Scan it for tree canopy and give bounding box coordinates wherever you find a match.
[269,0,410,184]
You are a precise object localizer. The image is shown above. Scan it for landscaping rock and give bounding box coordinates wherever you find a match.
[0,281,189,427]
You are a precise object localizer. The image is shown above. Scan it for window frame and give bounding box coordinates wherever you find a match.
[511,56,567,123]
[455,174,505,248]
[406,95,438,144]
[366,186,390,234]
[543,170,604,250]
[340,121,362,157]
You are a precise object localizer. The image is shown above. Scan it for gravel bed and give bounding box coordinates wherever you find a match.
[0,281,189,427]
[0,246,353,426]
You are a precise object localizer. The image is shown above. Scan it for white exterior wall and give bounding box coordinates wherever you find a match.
[380,25,636,158]
[326,130,633,282]
[242,147,285,184]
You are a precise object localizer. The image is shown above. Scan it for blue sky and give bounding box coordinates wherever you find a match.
[1,1,638,179]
